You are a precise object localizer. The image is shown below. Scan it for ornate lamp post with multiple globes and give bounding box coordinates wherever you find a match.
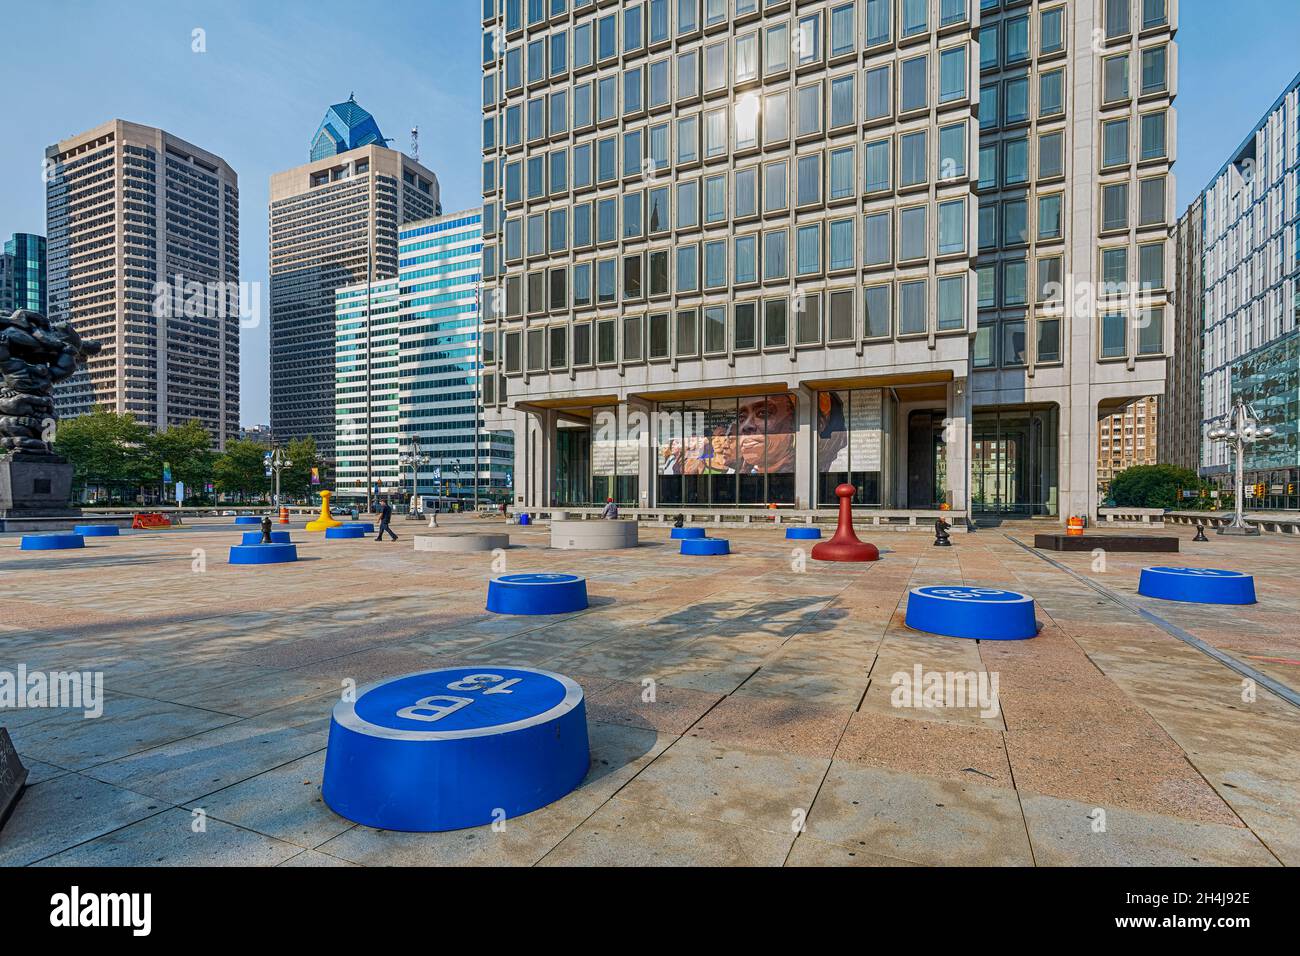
[1206,400,1275,536]
[398,436,431,516]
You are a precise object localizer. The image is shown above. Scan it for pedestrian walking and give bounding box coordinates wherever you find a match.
[376,499,398,541]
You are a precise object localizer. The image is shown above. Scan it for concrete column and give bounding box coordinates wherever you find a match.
[945,378,971,512]
[510,409,529,508]
[628,398,653,508]
[540,408,558,508]
[795,387,813,509]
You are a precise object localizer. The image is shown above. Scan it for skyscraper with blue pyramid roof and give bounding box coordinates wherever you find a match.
[309,94,388,161]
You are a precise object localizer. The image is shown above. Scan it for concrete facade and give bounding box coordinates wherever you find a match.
[45,120,240,448]
[269,143,441,460]
[480,0,1176,521]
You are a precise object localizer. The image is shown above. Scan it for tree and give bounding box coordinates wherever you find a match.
[1108,463,1205,510]
[279,436,329,500]
[53,409,152,502]
[144,420,215,497]
[213,439,271,500]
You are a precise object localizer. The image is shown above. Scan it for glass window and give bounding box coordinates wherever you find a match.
[797,83,823,137]
[937,199,966,255]
[736,33,759,83]
[898,279,927,335]
[1140,111,1167,160]
[1003,137,1028,184]
[829,218,855,271]
[675,308,698,356]
[1037,194,1062,240]
[796,224,822,276]
[865,139,891,193]
[1101,312,1126,358]
[864,284,890,338]
[865,65,892,122]
[830,3,856,57]
[899,205,927,262]
[866,0,891,47]
[1003,198,1028,245]
[734,302,757,351]
[939,46,967,103]
[797,153,822,206]
[676,243,699,293]
[1102,118,1130,168]
[1039,69,1064,116]
[1038,131,1064,179]
[938,123,966,180]
[703,305,727,354]
[1139,308,1164,354]
[763,230,789,281]
[1139,176,1166,225]
[1103,54,1129,104]
[899,130,927,187]
[830,74,856,128]
[764,90,789,144]
[677,114,699,164]
[828,289,854,341]
[735,234,758,284]
[704,240,727,289]
[1005,16,1029,63]
[1040,7,1064,53]
[864,210,892,266]
[763,298,789,348]
[1003,259,1027,305]
[900,55,928,113]
[764,160,788,213]
[1004,77,1029,124]
[1139,241,1165,290]
[735,166,758,217]
[765,21,790,75]
[1105,0,1131,39]
[901,0,927,36]
[937,275,965,330]
[1002,320,1027,366]
[705,174,727,223]
[676,178,700,229]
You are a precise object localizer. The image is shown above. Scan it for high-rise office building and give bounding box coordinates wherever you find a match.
[1097,394,1158,491]
[479,0,1175,520]
[1161,194,1201,474]
[1,233,47,314]
[1186,70,1300,509]
[334,210,513,506]
[269,98,441,460]
[45,120,240,447]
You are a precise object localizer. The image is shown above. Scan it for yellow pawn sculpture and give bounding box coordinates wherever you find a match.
[306,489,343,531]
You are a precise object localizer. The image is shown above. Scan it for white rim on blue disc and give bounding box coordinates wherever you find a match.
[909,586,1032,604]
[492,573,583,585]
[332,666,583,742]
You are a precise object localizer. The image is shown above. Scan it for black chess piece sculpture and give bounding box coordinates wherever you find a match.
[1193,523,1208,542]
[672,513,684,528]
[934,516,952,547]
[261,515,274,544]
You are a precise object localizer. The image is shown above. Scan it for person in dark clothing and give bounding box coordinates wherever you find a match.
[376,499,397,541]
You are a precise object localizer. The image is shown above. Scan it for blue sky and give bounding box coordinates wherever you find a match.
[0,0,1296,425]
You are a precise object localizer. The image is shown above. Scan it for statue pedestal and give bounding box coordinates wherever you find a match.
[0,454,81,519]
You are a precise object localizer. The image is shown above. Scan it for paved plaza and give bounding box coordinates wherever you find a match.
[1,515,1297,867]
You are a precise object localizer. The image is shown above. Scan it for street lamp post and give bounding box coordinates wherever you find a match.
[398,436,431,517]
[1206,399,1275,536]
[268,446,293,509]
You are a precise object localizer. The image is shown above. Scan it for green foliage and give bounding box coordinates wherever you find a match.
[1107,464,1206,510]
[53,409,154,495]
[278,436,328,499]
[213,439,271,499]
[145,420,215,493]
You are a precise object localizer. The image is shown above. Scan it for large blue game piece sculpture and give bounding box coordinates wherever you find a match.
[228,542,298,565]
[785,527,822,540]
[322,666,590,832]
[73,525,119,537]
[343,522,375,534]
[234,516,262,525]
[670,527,706,540]
[680,537,730,556]
[905,586,1038,641]
[487,573,588,615]
[241,530,292,545]
[1138,566,1257,605]
[20,533,84,551]
[325,525,367,540]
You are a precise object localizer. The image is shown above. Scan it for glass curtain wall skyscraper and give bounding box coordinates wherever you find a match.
[1,233,46,315]
[335,210,513,507]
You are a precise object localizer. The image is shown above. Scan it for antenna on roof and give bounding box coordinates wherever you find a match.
[410,126,419,162]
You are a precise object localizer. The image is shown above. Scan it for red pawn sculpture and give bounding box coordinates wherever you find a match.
[811,484,880,562]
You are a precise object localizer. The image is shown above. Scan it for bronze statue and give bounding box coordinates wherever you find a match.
[0,309,101,455]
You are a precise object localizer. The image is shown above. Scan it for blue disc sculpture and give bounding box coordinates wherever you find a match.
[322,666,590,832]
[785,527,822,540]
[670,527,706,540]
[234,516,262,525]
[487,573,588,615]
[229,542,298,565]
[905,586,1038,641]
[681,537,730,556]
[241,530,292,545]
[74,525,120,537]
[1138,566,1257,605]
[343,522,375,534]
[325,525,367,540]
[20,533,85,551]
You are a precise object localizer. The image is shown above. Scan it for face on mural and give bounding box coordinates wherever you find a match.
[737,394,796,473]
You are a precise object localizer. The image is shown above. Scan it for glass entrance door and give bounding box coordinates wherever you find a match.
[971,406,1059,516]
